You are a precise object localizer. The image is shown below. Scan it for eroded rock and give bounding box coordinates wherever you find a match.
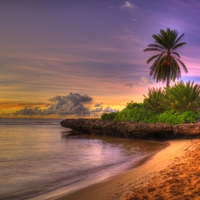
[61,119,200,139]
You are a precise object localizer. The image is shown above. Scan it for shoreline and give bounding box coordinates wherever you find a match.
[55,139,198,200]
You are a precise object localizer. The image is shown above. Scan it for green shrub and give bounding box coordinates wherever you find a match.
[101,112,118,120]
[125,101,144,109]
[157,110,199,125]
[113,102,158,123]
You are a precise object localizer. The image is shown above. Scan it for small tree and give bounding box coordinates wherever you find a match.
[143,88,165,113]
[160,81,200,112]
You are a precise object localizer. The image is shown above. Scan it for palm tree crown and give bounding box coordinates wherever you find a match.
[144,28,188,87]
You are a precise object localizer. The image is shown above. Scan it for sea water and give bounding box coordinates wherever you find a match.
[0,118,167,200]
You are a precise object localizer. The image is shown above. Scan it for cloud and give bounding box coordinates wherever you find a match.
[140,76,153,84]
[93,107,103,112]
[94,103,102,107]
[14,107,43,116]
[12,93,119,118]
[43,93,92,115]
[90,103,118,116]
[124,82,138,88]
[121,1,137,10]
[103,106,118,113]
[92,106,118,115]
[13,93,93,117]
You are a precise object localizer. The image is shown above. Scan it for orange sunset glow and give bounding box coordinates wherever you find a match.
[1,0,200,118]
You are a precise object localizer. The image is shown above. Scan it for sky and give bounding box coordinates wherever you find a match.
[1,0,200,118]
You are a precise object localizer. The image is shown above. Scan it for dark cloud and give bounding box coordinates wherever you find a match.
[43,93,92,115]
[14,107,43,116]
[93,107,103,112]
[94,103,102,107]
[13,93,93,116]
[12,93,119,117]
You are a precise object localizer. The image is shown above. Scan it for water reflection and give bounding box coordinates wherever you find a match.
[61,130,168,155]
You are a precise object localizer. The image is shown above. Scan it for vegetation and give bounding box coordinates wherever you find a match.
[113,102,158,123]
[157,110,198,125]
[101,112,118,120]
[143,88,165,113]
[160,81,200,112]
[101,81,200,125]
[101,29,200,125]
[144,28,188,87]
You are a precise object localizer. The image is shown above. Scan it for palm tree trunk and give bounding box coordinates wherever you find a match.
[166,78,170,87]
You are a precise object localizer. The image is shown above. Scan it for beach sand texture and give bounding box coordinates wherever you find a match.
[57,139,200,200]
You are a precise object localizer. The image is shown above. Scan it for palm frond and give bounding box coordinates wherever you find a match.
[174,33,185,46]
[147,44,165,50]
[172,42,186,51]
[172,52,180,58]
[146,54,161,64]
[177,58,188,73]
[143,47,163,52]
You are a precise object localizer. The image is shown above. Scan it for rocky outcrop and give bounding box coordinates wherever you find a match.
[60,119,200,139]
[60,119,173,139]
[61,119,197,139]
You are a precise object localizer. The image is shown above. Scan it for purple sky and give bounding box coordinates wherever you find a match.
[1,0,200,118]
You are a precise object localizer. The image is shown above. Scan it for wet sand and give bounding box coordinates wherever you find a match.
[56,139,200,200]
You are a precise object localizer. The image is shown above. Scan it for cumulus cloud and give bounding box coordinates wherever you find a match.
[91,103,118,116]
[43,93,92,115]
[121,1,137,10]
[140,76,153,84]
[14,107,43,116]
[103,106,118,113]
[93,107,103,112]
[12,93,119,118]
[13,93,93,117]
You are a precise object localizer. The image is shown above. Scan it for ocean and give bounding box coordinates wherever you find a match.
[0,118,167,200]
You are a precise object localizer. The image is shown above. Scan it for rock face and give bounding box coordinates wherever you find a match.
[60,119,200,139]
[60,119,173,139]
[173,124,200,136]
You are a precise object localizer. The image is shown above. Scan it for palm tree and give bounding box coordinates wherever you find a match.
[144,28,188,87]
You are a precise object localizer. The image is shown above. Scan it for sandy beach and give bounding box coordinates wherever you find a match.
[56,139,200,200]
